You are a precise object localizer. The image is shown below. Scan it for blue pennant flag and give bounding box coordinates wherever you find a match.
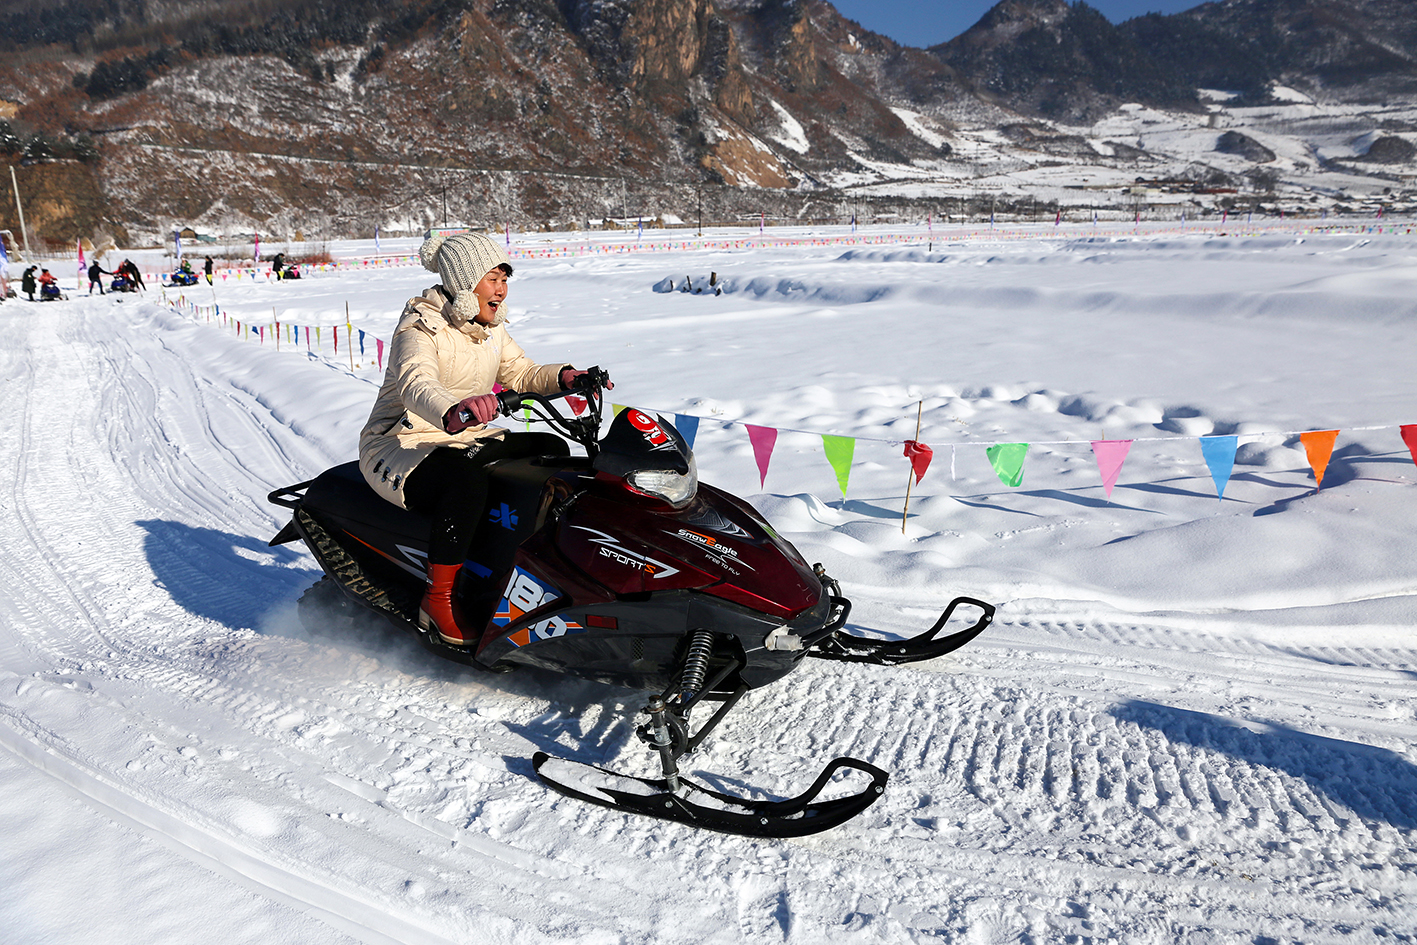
[674,414,699,450]
[1200,436,1238,500]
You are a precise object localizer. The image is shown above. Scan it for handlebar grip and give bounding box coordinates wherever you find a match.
[574,365,610,392]
[496,389,525,416]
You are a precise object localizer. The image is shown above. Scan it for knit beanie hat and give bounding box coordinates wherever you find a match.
[419,232,512,324]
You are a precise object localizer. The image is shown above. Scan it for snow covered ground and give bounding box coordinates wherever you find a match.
[2,222,1416,943]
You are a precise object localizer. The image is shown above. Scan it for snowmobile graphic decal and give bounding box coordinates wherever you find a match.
[493,566,586,647]
[624,409,677,451]
[675,528,754,573]
[570,526,681,578]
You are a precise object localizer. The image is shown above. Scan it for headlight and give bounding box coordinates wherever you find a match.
[627,454,698,508]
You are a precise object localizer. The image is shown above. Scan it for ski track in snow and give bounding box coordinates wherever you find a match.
[1,229,1415,944]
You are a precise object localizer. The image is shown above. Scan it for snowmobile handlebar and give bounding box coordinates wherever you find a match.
[494,365,611,417]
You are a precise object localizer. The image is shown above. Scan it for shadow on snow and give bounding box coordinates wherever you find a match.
[1113,699,1417,831]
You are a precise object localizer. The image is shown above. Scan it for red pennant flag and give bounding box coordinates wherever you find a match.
[1299,430,1340,490]
[903,440,933,484]
[333,325,338,354]
[1400,425,1417,466]
[566,394,587,416]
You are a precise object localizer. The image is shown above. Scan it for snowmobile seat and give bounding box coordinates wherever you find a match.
[286,456,578,586]
[301,461,429,542]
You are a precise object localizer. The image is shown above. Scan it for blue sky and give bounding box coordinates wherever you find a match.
[829,0,1202,48]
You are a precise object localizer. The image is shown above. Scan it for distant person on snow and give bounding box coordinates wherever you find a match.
[37,268,58,300]
[358,232,609,648]
[87,260,111,295]
[21,264,37,300]
[118,259,146,291]
[272,252,286,280]
[204,255,214,285]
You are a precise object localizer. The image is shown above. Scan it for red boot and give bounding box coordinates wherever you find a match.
[419,563,472,646]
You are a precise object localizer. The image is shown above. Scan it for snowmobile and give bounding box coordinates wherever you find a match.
[39,281,64,301]
[268,370,994,837]
[110,274,138,293]
[165,269,199,287]
[281,263,302,280]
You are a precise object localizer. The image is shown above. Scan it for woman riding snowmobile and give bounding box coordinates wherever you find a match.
[37,268,62,301]
[359,232,607,648]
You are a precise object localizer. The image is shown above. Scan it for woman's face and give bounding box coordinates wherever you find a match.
[472,268,509,324]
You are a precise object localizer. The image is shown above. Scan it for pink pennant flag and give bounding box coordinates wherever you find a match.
[305,326,310,349]
[745,425,777,488]
[1091,440,1133,498]
[376,337,384,370]
[333,325,338,354]
[903,440,933,484]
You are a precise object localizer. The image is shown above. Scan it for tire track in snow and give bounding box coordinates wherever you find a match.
[0,304,702,942]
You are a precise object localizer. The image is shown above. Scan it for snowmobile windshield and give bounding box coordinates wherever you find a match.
[593,408,697,508]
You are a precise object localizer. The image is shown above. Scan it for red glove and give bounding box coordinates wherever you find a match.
[444,394,500,433]
[559,367,613,391]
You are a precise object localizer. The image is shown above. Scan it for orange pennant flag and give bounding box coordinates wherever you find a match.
[1299,430,1339,490]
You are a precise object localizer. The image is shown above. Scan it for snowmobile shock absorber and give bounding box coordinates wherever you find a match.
[644,696,681,793]
[678,629,715,703]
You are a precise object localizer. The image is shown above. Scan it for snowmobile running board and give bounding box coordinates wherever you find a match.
[810,596,995,666]
[532,753,888,838]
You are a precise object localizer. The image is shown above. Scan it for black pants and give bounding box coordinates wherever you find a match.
[403,433,567,568]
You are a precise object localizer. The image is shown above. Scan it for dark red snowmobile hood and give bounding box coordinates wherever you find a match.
[557,479,822,620]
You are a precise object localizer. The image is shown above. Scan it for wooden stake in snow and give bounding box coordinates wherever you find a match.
[902,400,923,534]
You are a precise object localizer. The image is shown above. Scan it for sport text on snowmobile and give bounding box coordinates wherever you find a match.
[268,371,995,837]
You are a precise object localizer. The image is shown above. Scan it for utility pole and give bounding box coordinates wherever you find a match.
[697,185,702,237]
[10,165,30,257]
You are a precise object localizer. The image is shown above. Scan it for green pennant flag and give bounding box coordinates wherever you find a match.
[986,443,1029,487]
[611,403,628,417]
[821,435,855,498]
[523,405,532,431]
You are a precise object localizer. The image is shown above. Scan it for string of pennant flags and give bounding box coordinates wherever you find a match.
[608,401,1417,501]
[162,291,1417,515]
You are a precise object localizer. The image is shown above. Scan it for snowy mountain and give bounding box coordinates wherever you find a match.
[0,0,1413,247]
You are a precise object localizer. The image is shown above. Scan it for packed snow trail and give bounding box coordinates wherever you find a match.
[1,236,1415,944]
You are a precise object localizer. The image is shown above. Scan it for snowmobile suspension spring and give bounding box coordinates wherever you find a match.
[678,629,715,701]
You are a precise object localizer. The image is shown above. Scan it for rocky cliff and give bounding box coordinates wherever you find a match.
[0,0,1411,247]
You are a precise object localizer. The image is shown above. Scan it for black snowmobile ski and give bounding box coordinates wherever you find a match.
[532,752,887,838]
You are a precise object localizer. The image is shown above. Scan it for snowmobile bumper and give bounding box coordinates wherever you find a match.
[805,567,994,666]
[810,595,994,666]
